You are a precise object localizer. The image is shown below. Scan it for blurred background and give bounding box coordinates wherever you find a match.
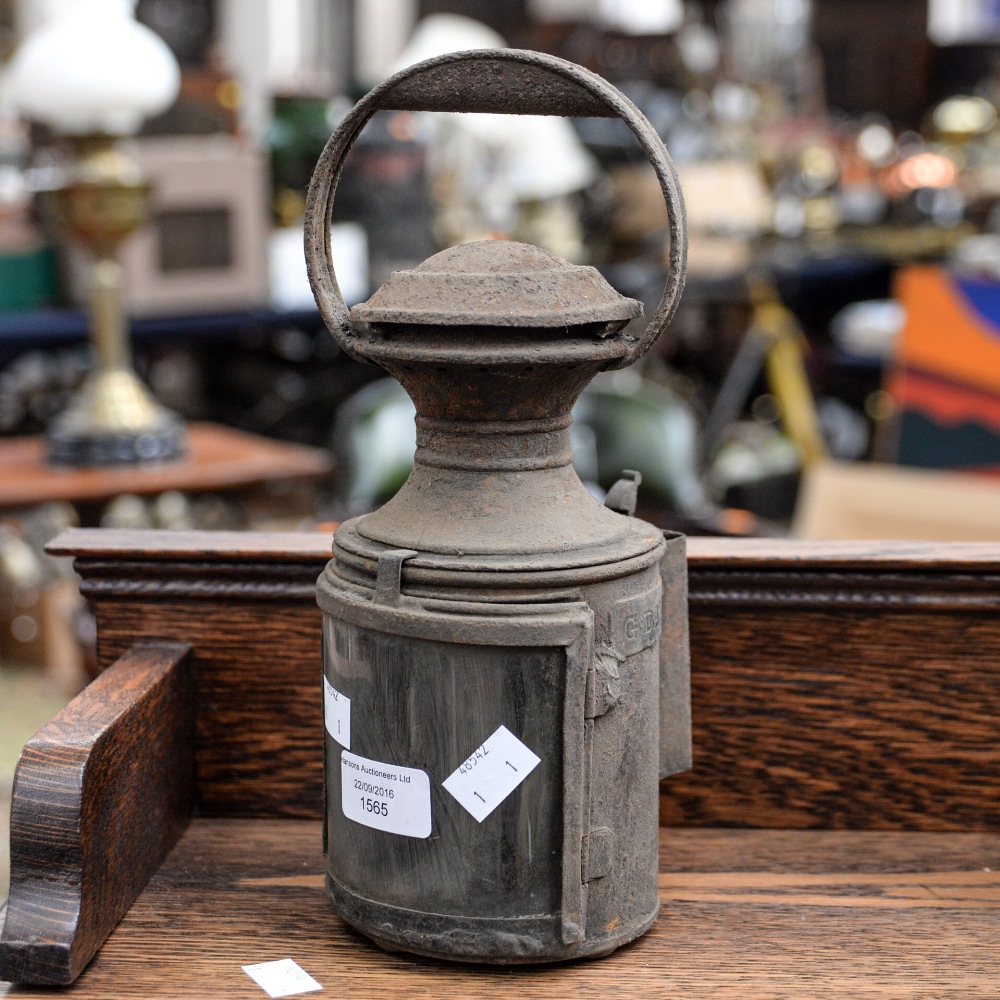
[4,0,1000,900]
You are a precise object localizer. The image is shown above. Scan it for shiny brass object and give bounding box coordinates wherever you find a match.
[306,49,690,964]
[46,136,185,466]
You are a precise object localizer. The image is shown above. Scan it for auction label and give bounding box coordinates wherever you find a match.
[242,958,322,998]
[341,750,431,838]
[323,677,351,749]
[443,725,541,823]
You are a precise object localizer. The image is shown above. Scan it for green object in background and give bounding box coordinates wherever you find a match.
[333,373,712,520]
[575,373,708,515]
[0,244,57,311]
[332,379,417,514]
[269,96,343,222]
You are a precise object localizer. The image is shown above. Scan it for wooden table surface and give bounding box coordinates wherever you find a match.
[3,819,998,998]
[0,423,331,510]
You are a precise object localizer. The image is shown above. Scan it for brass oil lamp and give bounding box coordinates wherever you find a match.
[7,1,185,466]
[306,49,689,964]
[44,137,186,465]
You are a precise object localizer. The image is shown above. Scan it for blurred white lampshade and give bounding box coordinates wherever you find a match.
[7,0,180,135]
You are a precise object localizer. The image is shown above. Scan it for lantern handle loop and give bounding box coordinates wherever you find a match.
[305,48,686,368]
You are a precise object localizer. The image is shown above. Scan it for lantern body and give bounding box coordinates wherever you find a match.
[314,240,688,962]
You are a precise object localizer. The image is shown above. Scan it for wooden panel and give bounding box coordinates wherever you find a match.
[0,643,193,985]
[47,531,1000,830]
[98,598,322,818]
[667,538,1000,830]
[664,607,1000,830]
[52,532,326,819]
[4,818,1000,997]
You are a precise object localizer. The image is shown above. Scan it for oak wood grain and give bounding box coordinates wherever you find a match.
[661,606,1000,831]
[45,530,1000,830]
[0,643,194,985]
[4,819,999,998]
[47,531,330,817]
[87,597,324,818]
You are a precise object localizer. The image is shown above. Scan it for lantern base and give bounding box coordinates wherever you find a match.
[326,871,659,964]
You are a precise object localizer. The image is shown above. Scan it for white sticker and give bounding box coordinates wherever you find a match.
[442,725,541,823]
[242,959,322,997]
[323,677,350,749]
[341,750,431,838]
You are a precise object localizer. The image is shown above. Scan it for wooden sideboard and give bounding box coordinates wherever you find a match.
[2,530,999,997]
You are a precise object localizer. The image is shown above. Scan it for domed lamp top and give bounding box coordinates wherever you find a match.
[6,0,180,136]
[351,240,642,328]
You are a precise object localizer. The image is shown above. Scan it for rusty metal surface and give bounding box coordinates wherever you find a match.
[367,55,618,117]
[352,240,641,328]
[659,532,692,779]
[309,49,689,965]
[337,238,661,569]
[304,47,686,370]
[333,247,656,566]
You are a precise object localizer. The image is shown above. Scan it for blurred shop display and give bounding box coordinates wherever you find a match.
[0,422,332,530]
[5,0,1000,539]
[528,0,685,34]
[267,96,371,308]
[326,105,438,287]
[136,0,242,136]
[718,0,814,101]
[383,14,599,263]
[0,113,57,312]
[884,265,1000,471]
[100,135,268,316]
[0,504,84,681]
[928,0,1000,46]
[329,373,769,537]
[7,0,188,466]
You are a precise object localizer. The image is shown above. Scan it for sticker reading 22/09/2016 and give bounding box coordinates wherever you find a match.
[340,750,432,838]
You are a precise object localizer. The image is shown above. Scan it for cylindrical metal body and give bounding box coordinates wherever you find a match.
[318,455,676,960]
[306,50,689,964]
[318,550,674,961]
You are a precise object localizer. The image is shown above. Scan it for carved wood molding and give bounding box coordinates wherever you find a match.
[50,530,1000,611]
[689,570,1000,611]
[72,561,321,601]
[686,538,1000,611]
[50,529,329,603]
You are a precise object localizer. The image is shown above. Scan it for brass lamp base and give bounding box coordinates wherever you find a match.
[42,136,187,469]
[46,366,186,466]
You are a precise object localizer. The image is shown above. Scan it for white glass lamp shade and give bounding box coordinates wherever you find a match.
[7,0,180,135]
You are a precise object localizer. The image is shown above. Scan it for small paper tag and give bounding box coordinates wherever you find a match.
[443,725,541,823]
[323,677,350,749]
[242,958,322,997]
[341,750,432,838]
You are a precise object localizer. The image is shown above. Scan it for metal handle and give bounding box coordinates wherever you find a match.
[305,48,687,368]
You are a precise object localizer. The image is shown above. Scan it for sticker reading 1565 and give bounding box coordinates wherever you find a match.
[341,750,432,838]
